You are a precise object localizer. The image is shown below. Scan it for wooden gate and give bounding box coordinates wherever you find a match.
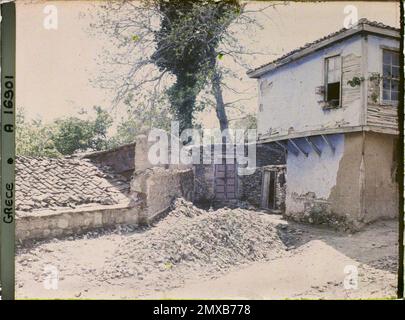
[214,163,236,201]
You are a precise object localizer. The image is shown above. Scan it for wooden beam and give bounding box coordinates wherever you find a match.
[256,125,363,144]
[288,139,308,157]
[275,140,297,157]
[321,134,335,154]
[274,140,287,151]
[305,137,322,157]
[276,140,298,157]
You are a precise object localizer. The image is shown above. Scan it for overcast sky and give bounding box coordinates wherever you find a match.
[16,0,400,129]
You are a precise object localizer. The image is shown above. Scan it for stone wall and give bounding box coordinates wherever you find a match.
[16,133,196,241]
[16,165,195,241]
[194,163,215,203]
[131,167,194,223]
[240,165,286,210]
[82,142,136,179]
[193,143,285,206]
[16,202,141,242]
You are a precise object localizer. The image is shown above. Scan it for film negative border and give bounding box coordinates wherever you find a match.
[0,0,16,301]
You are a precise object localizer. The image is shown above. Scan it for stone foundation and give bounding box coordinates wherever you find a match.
[16,202,141,241]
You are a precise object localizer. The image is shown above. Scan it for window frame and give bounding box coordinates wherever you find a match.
[381,47,399,106]
[324,54,343,108]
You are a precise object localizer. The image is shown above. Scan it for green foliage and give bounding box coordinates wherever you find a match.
[347,76,364,87]
[17,106,113,157]
[16,109,61,157]
[151,0,242,131]
[17,98,173,157]
[52,106,113,155]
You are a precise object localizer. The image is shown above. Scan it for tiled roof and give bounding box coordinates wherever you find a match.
[247,19,399,78]
[16,156,131,213]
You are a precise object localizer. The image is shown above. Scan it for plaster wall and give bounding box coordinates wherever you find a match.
[285,134,345,217]
[363,132,398,222]
[257,36,363,139]
[285,132,398,230]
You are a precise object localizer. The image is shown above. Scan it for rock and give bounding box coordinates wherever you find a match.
[99,198,289,283]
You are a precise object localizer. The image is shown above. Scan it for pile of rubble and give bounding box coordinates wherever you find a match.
[100,198,288,282]
[16,156,130,213]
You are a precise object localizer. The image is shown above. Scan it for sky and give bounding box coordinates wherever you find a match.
[15,0,400,129]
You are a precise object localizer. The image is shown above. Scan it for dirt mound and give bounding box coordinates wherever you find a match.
[99,198,287,282]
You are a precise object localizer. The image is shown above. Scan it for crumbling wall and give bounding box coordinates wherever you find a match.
[285,133,356,229]
[327,133,363,229]
[241,143,285,208]
[82,142,136,179]
[240,165,286,210]
[366,76,398,131]
[285,132,398,231]
[131,167,194,223]
[134,134,192,172]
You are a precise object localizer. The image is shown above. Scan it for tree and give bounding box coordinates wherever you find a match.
[16,106,114,157]
[16,109,61,157]
[92,1,283,133]
[51,106,113,155]
[151,0,241,132]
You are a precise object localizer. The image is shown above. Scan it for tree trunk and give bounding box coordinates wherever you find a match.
[211,67,229,132]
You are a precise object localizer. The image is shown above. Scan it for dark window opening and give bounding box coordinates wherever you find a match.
[325,56,341,107]
[327,82,340,107]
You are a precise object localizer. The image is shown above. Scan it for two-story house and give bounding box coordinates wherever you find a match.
[247,19,400,230]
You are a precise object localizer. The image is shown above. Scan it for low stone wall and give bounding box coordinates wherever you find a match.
[131,167,194,223]
[82,142,136,179]
[15,133,198,241]
[16,202,141,242]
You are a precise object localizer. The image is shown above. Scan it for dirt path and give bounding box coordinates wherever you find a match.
[15,201,398,300]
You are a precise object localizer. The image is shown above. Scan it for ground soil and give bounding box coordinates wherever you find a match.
[15,199,398,300]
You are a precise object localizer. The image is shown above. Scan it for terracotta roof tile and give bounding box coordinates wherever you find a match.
[16,156,131,213]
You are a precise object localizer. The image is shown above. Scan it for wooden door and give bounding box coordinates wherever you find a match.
[214,164,236,200]
[261,170,277,210]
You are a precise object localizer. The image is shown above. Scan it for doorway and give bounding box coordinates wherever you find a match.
[261,170,278,211]
[214,163,237,201]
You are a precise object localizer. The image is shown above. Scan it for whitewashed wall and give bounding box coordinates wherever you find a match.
[366,35,399,74]
[285,134,344,214]
[257,35,363,138]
